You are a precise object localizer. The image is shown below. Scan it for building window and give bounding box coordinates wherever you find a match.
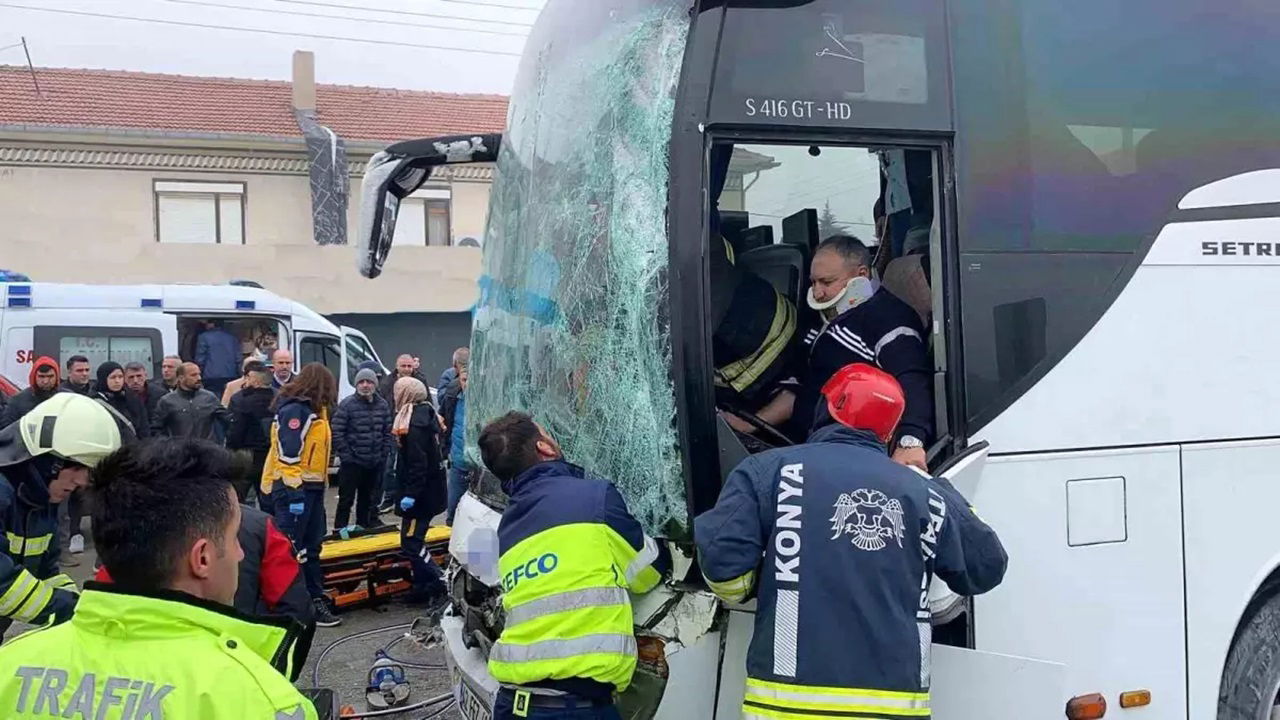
[391,188,452,247]
[154,180,246,244]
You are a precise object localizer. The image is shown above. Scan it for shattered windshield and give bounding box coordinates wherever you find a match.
[465,0,691,536]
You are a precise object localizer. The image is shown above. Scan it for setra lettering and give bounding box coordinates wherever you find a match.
[775,464,805,583]
[11,667,175,719]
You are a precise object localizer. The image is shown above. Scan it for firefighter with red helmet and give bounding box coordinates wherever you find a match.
[694,363,1008,720]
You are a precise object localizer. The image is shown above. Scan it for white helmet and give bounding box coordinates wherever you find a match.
[14,394,122,468]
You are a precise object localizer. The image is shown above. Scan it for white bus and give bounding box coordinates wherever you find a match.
[357,0,1280,718]
[0,282,385,399]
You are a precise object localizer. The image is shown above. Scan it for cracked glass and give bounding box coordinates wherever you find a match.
[465,0,691,536]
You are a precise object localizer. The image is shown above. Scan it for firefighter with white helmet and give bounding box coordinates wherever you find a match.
[0,393,122,636]
[695,363,1008,720]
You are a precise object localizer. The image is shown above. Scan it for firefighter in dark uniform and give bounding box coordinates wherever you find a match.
[798,234,934,469]
[695,363,1007,720]
[710,235,799,447]
[0,394,123,637]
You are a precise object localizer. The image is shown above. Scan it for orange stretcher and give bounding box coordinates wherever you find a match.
[318,523,451,610]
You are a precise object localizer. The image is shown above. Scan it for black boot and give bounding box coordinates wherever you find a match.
[313,598,342,628]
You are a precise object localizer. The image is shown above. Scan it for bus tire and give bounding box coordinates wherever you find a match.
[1219,590,1280,720]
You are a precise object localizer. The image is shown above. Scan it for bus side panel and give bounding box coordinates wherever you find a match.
[973,447,1186,715]
[1181,439,1280,719]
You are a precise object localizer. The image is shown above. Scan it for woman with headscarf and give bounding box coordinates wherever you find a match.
[94,361,150,440]
[261,362,340,627]
[392,376,448,605]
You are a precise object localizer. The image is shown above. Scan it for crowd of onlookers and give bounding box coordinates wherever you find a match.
[0,340,473,627]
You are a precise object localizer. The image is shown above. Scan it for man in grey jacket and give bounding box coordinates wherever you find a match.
[150,363,231,441]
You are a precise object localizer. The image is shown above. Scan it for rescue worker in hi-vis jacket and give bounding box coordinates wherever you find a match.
[477,411,670,720]
[0,438,318,720]
[695,363,1008,720]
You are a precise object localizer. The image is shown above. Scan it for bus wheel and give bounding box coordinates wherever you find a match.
[1220,591,1280,720]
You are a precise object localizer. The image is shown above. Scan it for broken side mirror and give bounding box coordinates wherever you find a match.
[356,134,502,279]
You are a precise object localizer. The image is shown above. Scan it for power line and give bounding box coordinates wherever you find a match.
[160,0,528,37]
[274,0,533,27]
[436,0,541,11]
[0,3,524,57]
[0,40,24,52]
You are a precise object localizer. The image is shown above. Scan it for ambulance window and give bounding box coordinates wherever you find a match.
[344,335,378,384]
[35,326,164,379]
[298,334,342,381]
[59,336,154,369]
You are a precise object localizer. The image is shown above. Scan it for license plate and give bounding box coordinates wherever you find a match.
[457,676,492,720]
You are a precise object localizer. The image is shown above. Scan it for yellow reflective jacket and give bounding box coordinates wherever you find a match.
[261,399,331,493]
[0,584,318,719]
[488,460,667,693]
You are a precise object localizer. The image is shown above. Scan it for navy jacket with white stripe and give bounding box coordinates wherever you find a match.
[798,288,933,444]
[695,424,1007,697]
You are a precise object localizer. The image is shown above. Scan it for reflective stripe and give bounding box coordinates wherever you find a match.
[275,707,307,720]
[5,532,51,557]
[746,678,930,716]
[625,535,660,585]
[490,633,637,664]
[773,589,799,676]
[12,581,52,623]
[505,586,629,628]
[743,707,913,720]
[46,574,76,591]
[0,569,39,617]
[704,570,755,603]
[718,293,797,393]
[874,326,922,359]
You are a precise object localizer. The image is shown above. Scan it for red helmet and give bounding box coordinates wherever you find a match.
[820,363,905,444]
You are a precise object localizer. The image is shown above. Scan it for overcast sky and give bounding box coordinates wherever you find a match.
[0,0,545,94]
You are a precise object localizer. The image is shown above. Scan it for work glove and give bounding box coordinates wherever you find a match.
[399,496,416,513]
[289,502,306,516]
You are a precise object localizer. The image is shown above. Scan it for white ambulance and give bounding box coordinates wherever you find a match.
[0,282,385,399]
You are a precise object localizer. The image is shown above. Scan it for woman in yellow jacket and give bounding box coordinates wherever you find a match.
[261,362,341,626]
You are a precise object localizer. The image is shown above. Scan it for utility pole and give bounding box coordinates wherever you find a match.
[21,36,42,98]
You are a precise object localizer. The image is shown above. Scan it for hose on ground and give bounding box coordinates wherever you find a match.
[383,633,447,670]
[335,692,454,719]
[311,623,414,687]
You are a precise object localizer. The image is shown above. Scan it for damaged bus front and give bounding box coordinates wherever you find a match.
[358,1,723,716]
[356,0,1070,718]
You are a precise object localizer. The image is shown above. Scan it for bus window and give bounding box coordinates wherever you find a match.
[465,0,692,536]
[298,334,342,382]
[710,141,946,458]
[950,0,1280,430]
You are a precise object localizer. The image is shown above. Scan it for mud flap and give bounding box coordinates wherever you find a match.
[930,645,1065,719]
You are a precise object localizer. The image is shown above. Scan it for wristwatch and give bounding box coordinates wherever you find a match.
[897,435,924,450]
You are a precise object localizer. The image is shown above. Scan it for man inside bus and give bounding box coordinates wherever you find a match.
[779,235,934,469]
[710,234,799,450]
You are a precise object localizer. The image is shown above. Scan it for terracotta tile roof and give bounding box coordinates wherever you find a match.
[0,65,508,143]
